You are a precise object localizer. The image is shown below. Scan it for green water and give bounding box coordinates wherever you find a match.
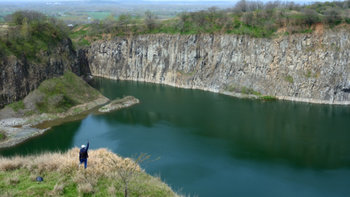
[1,78,350,197]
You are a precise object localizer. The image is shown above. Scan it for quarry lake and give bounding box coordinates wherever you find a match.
[1,78,350,197]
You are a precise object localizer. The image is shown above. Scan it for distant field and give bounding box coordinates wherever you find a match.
[0,1,218,24]
[0,11,12,22]
[85,11,112,20]
[56,11,115,24]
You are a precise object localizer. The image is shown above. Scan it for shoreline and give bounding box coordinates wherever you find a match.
[0,96,140,149]
[93,74,350,106]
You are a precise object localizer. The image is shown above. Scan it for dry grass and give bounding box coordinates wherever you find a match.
[6,174,19,185]
[108,184,117,196]
[52,182,65,195]
[0,148,132,175]
[78,182,94,194]
[0,148,179,197]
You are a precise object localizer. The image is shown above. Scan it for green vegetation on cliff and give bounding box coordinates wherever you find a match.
[0,11,69,60]
[69,0,350,46]
[0,148,178,196]
[2,71,102,117]
[35,71,100,114]
[0,133,4,141]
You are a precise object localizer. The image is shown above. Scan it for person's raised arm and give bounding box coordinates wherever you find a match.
[86,142,89,151]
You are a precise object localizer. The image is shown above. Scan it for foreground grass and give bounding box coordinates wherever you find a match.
[0,148,178,197]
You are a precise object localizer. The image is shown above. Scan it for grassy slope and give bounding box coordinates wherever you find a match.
[7,71,102,115]
[0,148,178,196]
[35,71,101,113]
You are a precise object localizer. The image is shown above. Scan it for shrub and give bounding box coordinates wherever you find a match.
[284,75,294,83]
[323,8,342,25]
[78,182,94,194]
[345,17,350,24]
[260,95,277,101]
[7,174,20,185]
[302,8,321,25]
[52,183,65,195]
[0,133,5,141]
[8,101,25,112]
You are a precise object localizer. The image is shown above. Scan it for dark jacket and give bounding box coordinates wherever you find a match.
[79,142,89,160]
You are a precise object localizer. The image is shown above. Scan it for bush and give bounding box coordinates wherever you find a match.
[8,101,25,112]
[284,75,294,83]
[302,8,321,25]
[78,182,94,194]
[0,133,5,141]
[323,8,342,25]
[345,17,350,24]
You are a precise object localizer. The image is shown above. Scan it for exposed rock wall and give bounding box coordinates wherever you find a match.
[0,38,82,108]
[87,30,350,104]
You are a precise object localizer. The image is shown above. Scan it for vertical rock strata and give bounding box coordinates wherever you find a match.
[87,31,350,104]
[0,39,85,108]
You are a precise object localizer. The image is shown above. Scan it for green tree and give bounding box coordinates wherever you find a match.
[144,11,157,31]
[302,8,320,26]
[118,14,132,32]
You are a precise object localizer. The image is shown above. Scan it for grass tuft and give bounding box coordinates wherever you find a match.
[7,174,20,185]
[78,182,94,194]
[8,101,25,112]
[284,75,294,83]
[259,95,277,101]
[0,132,5,141]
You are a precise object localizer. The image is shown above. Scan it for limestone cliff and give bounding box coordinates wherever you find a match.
[0,38,85,108]
[86,30,350,104]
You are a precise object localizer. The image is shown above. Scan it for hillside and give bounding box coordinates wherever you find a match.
[0,71,110,148]
[0,148,178,196]
[0,71,103,119]
[0,11,84,108]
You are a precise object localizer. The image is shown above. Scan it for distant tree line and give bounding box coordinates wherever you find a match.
[2,1,350,51]
[68,0,350,41]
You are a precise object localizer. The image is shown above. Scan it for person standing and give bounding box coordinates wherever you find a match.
[79,141,89,169]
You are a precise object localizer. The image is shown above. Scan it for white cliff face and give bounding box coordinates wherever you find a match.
[87,31,350,104]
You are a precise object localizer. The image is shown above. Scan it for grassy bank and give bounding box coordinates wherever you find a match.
[2,71,103,118]
[0,71,110,148]
[0,148,178,196]
[35,71,101,114]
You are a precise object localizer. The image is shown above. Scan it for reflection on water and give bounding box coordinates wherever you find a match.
[1,78,350,197]
[92,78,350,169]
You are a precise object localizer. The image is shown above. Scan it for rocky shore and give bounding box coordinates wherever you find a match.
[0,97,109,149]
[98,96,140,113]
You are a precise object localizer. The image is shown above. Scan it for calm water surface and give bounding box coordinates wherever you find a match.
[1,78,350,197]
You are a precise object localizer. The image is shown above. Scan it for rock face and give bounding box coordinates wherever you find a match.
[0,38,84,108]
[87,30,350,104]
